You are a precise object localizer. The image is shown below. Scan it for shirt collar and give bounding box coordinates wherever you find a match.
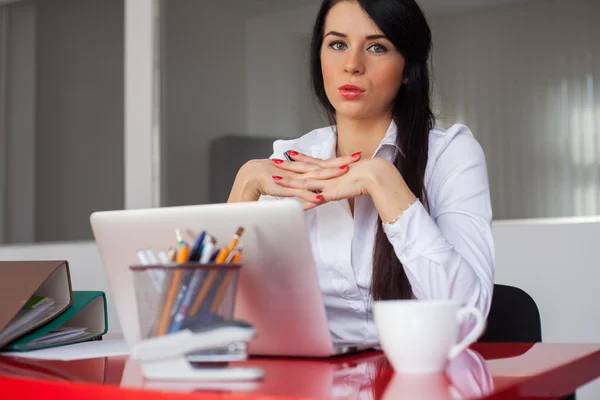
[321,120,401,160]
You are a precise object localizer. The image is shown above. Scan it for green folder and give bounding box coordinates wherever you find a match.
[5,291,108,351]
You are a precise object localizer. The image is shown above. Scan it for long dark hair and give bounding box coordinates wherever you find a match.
[309,0,435,300]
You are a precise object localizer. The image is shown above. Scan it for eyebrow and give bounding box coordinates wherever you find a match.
[324,31,387,40]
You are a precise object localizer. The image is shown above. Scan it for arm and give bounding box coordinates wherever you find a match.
[365,133,495,320]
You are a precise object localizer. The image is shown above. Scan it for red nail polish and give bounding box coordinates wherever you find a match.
[272,158,284,164]
[351,152,362,158]
[339,165,348,170]
[287,150,299,156]
[272,175,283,180]
[316,195,324,201]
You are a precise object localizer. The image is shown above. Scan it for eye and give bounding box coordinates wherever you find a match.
[367,43,388,54]
[329,41,348,51]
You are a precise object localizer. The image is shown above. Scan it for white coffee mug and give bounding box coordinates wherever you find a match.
[373,300,485,374]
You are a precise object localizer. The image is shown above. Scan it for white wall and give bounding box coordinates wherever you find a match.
[430,0,600,221]
[35,0,125,242]
[162,0,247,207]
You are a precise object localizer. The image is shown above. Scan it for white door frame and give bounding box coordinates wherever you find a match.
[124,0,162,210]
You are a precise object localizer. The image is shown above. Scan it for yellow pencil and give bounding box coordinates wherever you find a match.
[188,227,244,316]
[214,227,244,264]
[155,270,183,335]
[155,231,189,335]
[210,246,243,313]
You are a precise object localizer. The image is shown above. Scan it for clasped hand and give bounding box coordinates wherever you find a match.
[256,150,374,210]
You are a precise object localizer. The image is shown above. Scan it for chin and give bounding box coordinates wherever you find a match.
[333,102,376,120]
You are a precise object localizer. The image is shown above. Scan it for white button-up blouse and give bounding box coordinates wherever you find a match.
[259,121,495,341]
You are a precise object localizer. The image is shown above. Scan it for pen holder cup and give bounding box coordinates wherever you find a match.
[130,263,242,339]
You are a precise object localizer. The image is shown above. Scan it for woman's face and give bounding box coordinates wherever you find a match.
[320,1,406,121]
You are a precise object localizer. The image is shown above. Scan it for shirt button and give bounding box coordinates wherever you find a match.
[404,246,412,257]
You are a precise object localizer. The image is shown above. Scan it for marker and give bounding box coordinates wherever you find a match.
[136,250,150,265]
[158,251,169,264]
[188,230,206,262]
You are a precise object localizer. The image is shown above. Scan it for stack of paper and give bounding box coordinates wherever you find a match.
[0,296,56,347]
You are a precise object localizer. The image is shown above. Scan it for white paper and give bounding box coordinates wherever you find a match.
[0,338,130,360]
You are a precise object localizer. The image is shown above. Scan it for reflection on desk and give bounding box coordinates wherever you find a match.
[2,342,600,400]
[120,349,492,399]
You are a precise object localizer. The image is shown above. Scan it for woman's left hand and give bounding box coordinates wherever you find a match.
[272,152,384,210]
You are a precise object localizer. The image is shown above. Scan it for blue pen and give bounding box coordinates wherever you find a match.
[188,230,206,262]
[168,237,217,333]
[169,269,206,333]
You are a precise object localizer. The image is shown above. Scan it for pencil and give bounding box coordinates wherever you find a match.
[214,227,244,263]
[188,227,244,316]
[155,269,183,335]
[155,230,189,335]
[209,246,243,313]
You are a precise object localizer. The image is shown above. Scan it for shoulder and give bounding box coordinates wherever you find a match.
[269,126,336,159]
[426,123,486,176]
[425,123,490,208]
[428,123,484,161]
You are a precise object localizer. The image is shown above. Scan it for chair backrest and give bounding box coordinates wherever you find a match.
[479,284,542,343]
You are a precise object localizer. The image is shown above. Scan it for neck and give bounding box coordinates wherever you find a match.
[335,114,393,158]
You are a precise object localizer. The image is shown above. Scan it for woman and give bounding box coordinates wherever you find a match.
[228,0,494,341]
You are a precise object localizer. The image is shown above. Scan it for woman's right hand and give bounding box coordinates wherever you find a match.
[227,152,361,204]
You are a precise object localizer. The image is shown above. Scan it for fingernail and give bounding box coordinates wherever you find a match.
[351,152,362,158]
[272,175,283,180]
[339,165,348,170]
[272,158,284,164]
[316,195,325,201]
[287,150,299,156]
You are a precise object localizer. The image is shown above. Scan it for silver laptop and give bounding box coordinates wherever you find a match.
[90,200,377,357]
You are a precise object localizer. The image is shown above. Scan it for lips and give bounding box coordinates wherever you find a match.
[339,84,365,100]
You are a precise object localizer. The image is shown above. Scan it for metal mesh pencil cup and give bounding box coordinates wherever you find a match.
[130,263,241,340]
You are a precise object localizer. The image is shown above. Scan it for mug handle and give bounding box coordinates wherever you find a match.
[448,306,486,360]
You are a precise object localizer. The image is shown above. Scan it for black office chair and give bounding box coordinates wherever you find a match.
[479,284,575,400]
[479,284,542,343]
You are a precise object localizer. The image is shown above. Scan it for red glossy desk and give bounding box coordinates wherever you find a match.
[1,343,600,399]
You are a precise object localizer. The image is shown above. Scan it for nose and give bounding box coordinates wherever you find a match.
[344,48,364,75]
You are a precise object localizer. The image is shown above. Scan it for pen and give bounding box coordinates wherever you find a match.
[143,249,165,291]
[199,236,216,264]
[145,249,159,265]
[158,251,169,264]
[283,151,296,161]
[167,248,177,263]
[188,228,243,316]
[284,151,321,194]
[188,230,206,262]
[209,245,244,313]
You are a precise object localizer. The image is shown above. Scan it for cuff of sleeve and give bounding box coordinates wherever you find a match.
[382,200,443,263]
